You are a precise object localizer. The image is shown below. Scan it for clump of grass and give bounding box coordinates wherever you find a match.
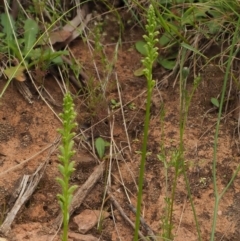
[56,92,77,241]
[0,2,74,99]
[132,0,240,84]
[133,4,159,241]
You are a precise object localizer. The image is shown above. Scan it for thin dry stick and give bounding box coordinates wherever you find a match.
[48,67,81,92]
[107,111,115,187]
[219,222,234,241]
[110,203,122,241]
[0,162,48,235]
[107,191,148,241]
[0,136,59,235]
[76,128,99,162]
[16,0,28,18]
[29,75,62,123]
[37,85,61,107]
[128,204,156,241]
[111,172,134,204]
[113,148,132,203]
[117,143,139,192]
[115,72,131,152]
[52,74,65,95]
[175,195,187,238]
[198,107,239,141]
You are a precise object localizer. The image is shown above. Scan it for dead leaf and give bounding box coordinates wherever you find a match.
[63,8,87,32]
[4,65,26,82]
[48,29,72,45]
[47,8,88,45]
[39,7,91,47]
[66,13,92,44]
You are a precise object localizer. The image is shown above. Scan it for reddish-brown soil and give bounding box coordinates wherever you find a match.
[0,14,240,241]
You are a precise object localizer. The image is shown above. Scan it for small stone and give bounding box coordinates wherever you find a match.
[73,209,110,234]
[68,232,98,241]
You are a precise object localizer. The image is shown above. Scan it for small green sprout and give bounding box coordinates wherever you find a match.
[110,99,120,109]
[211,98,219,108]
[95,137,110,159]
[128,102,136,110]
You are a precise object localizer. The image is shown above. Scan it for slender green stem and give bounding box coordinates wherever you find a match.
[210,14,240,241]
[180,67,202,241]
[133,5,158,240]
[181,75,202,240]
[183,171,202,241]
[167,48,202,241]
[166,48,188,239]
[167,158,179,238]
[62,165,71,240]
[134,83,153,240]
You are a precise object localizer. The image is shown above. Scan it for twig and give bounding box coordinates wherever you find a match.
[0,162,48,235]
[107,191,148,241]
[115,73,131,152]
[0,137,59,235]
[128,204,156,241]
